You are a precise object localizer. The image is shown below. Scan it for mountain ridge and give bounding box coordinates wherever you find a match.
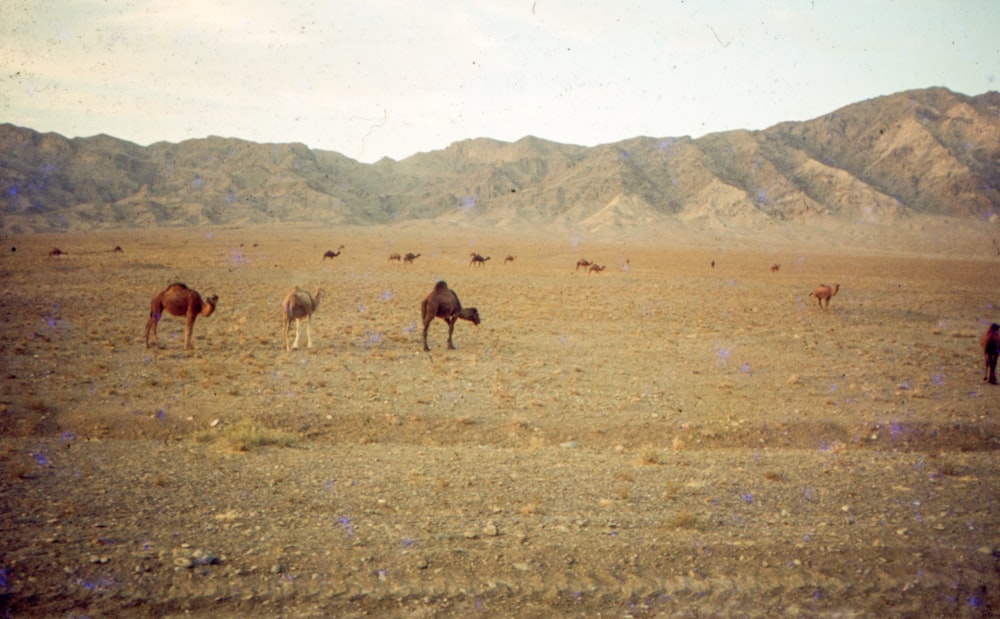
[2,87,998,234]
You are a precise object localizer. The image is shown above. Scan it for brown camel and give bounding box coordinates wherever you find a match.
[322,245,344,260]
[388,252,402,262]
[589,264,606,274]
[420,281,480,351]
[470,254,491,267]
[982,323,999,384]
[48,248,65,257]
[576,258,592,271]
[810,283,840,309]
[504,255,516,264]
[282,287,324,351]
[145,283,218,350]
[113,246,124,253]
[771,263,781,273]
[404,252,421,264]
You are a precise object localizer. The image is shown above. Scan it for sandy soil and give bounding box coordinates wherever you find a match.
[1,223,998,618]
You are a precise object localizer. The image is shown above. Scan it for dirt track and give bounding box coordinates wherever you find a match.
[1,224,998,617]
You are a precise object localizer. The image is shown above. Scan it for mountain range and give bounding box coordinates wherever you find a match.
[2,87,998,234]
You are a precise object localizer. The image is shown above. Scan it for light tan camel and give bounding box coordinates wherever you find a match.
[982,323,999,384]
[145,283,218,350]
[282,287,324,351]
[576,258,592,271]
[810,283,840,309]
[421,281,480,351]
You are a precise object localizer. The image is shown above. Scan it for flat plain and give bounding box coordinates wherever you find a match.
[1,222,998,618]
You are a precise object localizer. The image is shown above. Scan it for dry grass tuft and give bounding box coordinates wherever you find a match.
[218,420,299,452]
[663,510,699,530]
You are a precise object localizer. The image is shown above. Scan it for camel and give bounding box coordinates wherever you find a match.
[323,245,345,260]
[281,287,324,351]
[144,283,218,350]
[404,252,421,264]
[388,252,402,262]
[771,263,781,273]
[113,246,124,253]
[48,248,65,257]
[589,264,606,274]
[470,254,491,267]
[810,283,840,309]
[982,323,1000,384]
[420,281,480,351]
[504,255,516,264]
[576,258,592,271]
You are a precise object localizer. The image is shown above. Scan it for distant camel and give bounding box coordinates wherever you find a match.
[323,245,345,260]
[810,283,840,309]
[771,263,781,273]
[113,246,124,253]
[282,287,324,351]
[504,255,516,264]
[404,252,421,264]
[470,254,491,267]
[589,264,606,275]
[388,252,402,262]
[48,248,65,257]
[982,323,999,384]
[145,283,218,350]
[711,260,716,269]
[420,281,480,351]
[576,258,592,271]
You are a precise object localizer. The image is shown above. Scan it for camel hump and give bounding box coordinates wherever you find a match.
[434,281,449,292]
[168,282,190,289]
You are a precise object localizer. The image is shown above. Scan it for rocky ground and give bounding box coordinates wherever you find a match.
[1,222,998,617]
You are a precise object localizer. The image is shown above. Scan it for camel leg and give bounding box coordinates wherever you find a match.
[304,315,313,348]
[184,315,196,350]
[988,353,998,384]
[290,318,302,350]
[422,320,432,351]
[145,315,159,348]
[446,317,457,349]
[283,316,291,351]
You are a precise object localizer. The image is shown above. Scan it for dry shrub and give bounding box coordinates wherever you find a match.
[663,510,699,530]
[219,420,299,452]
[635,445,661,466]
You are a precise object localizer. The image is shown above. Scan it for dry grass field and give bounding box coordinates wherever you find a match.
[1,222,998,618]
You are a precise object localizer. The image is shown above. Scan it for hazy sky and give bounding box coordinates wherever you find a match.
[3,1,997,163]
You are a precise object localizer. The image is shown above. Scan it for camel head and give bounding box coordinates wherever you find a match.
[313,289,326,307]
[459,307,481,326]
[202,294,219,316]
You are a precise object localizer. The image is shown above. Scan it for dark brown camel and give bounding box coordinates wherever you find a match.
[144,283,218,350]
[420,281,480,351]
[470,254,491,267]
[810,283,840,309]
[388,252,402,262]
[322,245,344,260]
[982,323,999,384]
[576,258,592,271]
[589,264,606,274]
[48,248,65,257]
[404,252,421,264]
[771,263,781,273]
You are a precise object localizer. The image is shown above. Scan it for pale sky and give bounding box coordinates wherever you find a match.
[3,1,997,163]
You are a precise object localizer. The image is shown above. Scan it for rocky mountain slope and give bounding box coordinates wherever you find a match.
[1,87,998,233]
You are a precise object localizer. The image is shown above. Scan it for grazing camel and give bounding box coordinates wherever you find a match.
[420,281,480,351]
[282,287,324,351]
[504,255,516,264]
[113,246,124,253]
[404,252,421,264]
[982,323,1000,384]
[145,283,218,350]
[810,283,840,309]
[576,258,592,271]
[589,263,606,274]
[48,248,65,257]
[470,254,491,267]
[771,263,781,273]
[323,245,345,260]
[388,252,402,262]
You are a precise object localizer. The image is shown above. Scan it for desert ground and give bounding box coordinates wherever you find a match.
[1,221,998,618]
